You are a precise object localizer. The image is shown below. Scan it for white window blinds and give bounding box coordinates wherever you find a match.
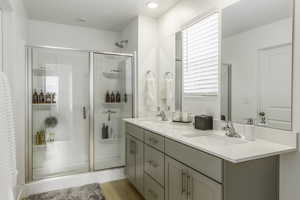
[182,13,219,96]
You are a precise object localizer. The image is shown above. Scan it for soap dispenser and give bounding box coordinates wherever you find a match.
[244,118,255,141]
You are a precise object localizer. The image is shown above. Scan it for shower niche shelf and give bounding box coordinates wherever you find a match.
[102,102,124,106]
[102,71,120,79]
[33,68,57,77]
[32,104,57,110]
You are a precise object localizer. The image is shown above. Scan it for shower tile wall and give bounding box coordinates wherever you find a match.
[93,54,132,170]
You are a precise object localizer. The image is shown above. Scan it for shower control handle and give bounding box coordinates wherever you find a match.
[83,106,87,119]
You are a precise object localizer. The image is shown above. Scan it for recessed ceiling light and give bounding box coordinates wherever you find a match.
[146,1,159,9]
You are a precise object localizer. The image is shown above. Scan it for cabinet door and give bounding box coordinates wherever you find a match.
[165,156,188,200]
[126,135,137,186]
[187,168,222,200]
[135,138,144,195]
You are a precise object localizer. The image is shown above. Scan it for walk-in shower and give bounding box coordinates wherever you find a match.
[25,46,136,182]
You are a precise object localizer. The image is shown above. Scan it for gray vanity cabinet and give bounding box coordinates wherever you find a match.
[125,122,279,200]
[165,156,222,200]
[126,134,144,195]
[187,167,222,200]
[165,156,188,200]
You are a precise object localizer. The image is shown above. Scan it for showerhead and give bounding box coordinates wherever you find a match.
[115,40,128,48]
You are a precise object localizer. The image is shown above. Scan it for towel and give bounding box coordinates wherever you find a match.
[0,72,17,200]
[145,74,157,111]
[165,78,174,110]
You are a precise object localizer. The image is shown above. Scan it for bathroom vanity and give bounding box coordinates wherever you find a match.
[124,119,297,200]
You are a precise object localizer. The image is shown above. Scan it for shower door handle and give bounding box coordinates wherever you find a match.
[82,106,87,119]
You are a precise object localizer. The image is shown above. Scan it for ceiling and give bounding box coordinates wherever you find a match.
[222,0,293,38]
[24,0,181,31]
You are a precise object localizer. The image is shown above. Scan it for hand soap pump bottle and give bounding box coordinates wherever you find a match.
[244,118,255,141]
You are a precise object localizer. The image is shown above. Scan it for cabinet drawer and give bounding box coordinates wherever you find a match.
[165,138,223,183]
[144,145,165,186]
[144,173,164,200]
[144,130,164,152]
[126,123,144,141]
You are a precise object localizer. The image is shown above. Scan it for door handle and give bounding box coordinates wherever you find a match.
[82,106,87,119]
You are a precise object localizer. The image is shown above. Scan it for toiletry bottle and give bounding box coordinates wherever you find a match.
[33,90,38,104]
[244,118,255,141]
[116,91,121,103]
[51,93,56,104]
[105,91,110,103]
[110,91,115,103]
[102,123,106,139]
[105,125,109,138]
[124,93,127,103]
[46,93,51,103]
[36,131,40,145]
[40,130,46,144]
[39,90,45,104]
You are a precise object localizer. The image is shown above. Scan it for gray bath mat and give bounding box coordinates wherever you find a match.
[26,183,105,200]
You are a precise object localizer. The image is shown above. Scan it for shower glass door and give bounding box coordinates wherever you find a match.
[93,53,133,170]
[30,48,90,180]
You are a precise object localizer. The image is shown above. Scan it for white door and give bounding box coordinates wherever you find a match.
[258,44,292,130]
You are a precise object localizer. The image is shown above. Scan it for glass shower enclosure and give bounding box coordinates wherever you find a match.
[26,47,135,182]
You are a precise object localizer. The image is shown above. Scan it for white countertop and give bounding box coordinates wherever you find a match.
[124,118,297,163]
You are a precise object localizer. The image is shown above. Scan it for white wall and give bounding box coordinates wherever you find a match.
[27,19,120,51]
[280,1,300,199]
[137,16,159,117]
[157,0,220,117]
[120,17,139,55]
[222,18,293,122]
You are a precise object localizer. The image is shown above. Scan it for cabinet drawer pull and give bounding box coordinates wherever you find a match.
[187,175,192,199]
[149,137,159,144]
[147,160,159,168]
[148,189,158,199]
[181,170,187,194]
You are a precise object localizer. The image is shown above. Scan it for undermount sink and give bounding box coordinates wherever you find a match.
[187,134,248,146]
[182,133,209,138]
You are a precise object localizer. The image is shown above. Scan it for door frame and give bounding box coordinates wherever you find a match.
[25,46,137,183]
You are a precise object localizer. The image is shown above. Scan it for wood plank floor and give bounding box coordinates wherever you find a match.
[101,179,144,200]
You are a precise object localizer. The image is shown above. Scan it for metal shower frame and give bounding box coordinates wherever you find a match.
[25,45,137,183]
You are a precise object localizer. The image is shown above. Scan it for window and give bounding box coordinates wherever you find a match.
[182,13,219,96]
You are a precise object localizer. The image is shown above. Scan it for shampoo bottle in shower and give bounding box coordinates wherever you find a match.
[110,91,115,103]
[39,90,45,104]
[105,91,110,103]
[32,89,38,104]
[124,93,127,103]
[116,91,121,103]
[51,92,56,104]
[105,125,109,139]
[102,123,106,139]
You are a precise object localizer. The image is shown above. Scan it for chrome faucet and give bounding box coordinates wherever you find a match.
[224,121,241,138]
[157,110,168,121]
